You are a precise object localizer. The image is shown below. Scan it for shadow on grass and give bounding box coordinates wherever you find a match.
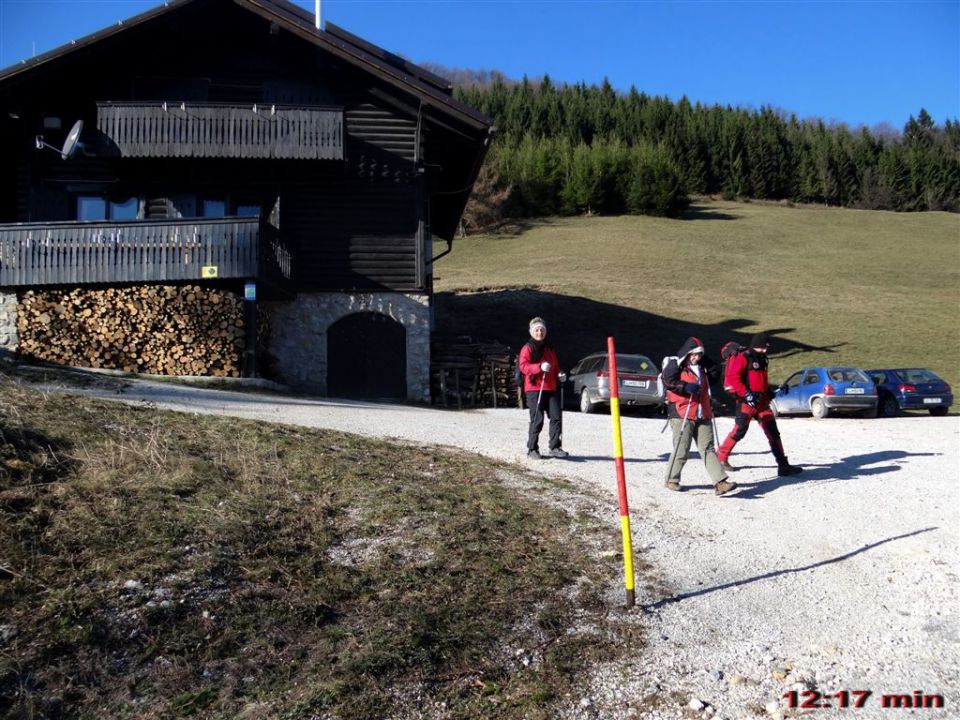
[468,217,567,240]
[643,526,937,611]
[434,287,843,376]
[0,422,75,489]
[679,206,742,221]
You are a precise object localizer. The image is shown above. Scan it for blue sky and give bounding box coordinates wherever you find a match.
[0,0,957,130]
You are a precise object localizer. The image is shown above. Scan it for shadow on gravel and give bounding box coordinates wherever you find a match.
[643,527,938,611]
[704,450,943,500]
[566,454,664,464]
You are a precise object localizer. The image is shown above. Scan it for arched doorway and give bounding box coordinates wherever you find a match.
[327,312,406,399]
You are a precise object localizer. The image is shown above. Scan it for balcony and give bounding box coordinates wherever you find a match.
[96,102,344,160]
[0,217,292,291]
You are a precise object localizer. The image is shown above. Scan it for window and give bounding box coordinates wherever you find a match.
[828,368,870,383]
[201,198,227,218]
[76,195,140,221]
[110,197,139,220]
[785,372,803,390]
[76,196,107,221]
[617,355,655,374]
[803,371,820,385]
[894,369,940,384]
[234,203,261,218]
[578,358,603,375]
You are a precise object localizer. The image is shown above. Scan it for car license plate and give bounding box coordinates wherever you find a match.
[845,388,865,394]
[623,380,647,388]
[923,398,942,404]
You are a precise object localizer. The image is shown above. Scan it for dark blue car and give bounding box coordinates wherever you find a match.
[866,368,953,417]
[772,366,878,419]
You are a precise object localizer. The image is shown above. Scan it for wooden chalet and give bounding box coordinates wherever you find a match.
[0,0,493,400]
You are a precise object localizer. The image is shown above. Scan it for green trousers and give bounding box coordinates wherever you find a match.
[665,418,728,484]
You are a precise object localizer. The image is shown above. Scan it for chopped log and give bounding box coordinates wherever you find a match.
[16,284,254,378]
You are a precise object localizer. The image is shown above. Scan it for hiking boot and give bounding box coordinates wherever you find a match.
[527,449,541,459]
[664,480,681,491]
[548,447,569,459]
[714,479,738,495]
[719,460,738,472]
[777,463,803,476]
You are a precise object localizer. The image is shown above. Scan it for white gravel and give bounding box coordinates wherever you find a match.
[28,379,960,719]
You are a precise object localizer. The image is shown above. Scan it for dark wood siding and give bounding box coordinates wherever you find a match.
[0,0,487,291]
[279,98,422,292]
[345,104,416,162]
[284,180,417,290]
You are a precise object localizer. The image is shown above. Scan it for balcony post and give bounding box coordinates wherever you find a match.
[243,280,257,378]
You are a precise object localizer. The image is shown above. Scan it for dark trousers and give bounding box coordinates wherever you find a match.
[526,390,562,451]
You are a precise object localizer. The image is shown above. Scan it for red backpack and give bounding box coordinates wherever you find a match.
[719,341,745,396]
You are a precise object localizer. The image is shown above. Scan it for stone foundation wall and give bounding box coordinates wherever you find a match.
[0,292,18,356]
[266,292,431,401]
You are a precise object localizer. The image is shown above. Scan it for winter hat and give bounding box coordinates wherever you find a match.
[529,317,547,333]
[748,332,770,349]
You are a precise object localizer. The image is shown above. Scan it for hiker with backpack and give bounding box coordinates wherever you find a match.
[716,332,802,476]
[518,317,568,459]
[662,337,737,495]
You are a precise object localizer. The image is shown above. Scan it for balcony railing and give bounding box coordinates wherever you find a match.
[0,217,292,289]
[97,102,344,160]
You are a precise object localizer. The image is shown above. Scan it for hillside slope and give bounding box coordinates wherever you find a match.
[433,201,959,394]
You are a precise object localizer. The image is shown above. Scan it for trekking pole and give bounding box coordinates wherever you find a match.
[558,372,565,447]
[704,374,720,444]
[535,370,546,416]
[664,395,694,482]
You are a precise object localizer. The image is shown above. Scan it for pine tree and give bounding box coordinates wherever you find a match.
[626,142,690,217]
[453,77,956,215]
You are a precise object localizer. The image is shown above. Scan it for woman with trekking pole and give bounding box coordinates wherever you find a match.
[518,317,568,459]
[662,337,737,495]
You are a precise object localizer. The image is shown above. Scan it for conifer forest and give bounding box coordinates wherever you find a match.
[449,74,960,226]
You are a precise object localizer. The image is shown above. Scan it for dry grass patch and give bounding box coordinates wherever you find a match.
[0,380,640,719]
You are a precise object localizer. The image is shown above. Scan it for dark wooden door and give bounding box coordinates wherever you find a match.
[327,312,406,399]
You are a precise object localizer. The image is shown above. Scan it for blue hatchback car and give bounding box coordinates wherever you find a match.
[772,366,878,419]
[866,368,953,417]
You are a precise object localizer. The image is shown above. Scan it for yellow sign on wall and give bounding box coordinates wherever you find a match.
[201,266,218,278]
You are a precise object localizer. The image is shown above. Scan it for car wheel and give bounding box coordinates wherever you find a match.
[879,394,899,418]
[811,397,830,419]
[929,406,948,417]
[580,388,595,414]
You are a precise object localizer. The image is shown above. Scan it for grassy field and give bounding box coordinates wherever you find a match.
[0,379,643,719]
[434,200,959,398]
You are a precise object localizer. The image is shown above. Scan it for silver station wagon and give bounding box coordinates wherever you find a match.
[567,353,662,413]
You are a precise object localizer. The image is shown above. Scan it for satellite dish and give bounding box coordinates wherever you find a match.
[34,118,87,160]
[61,119,83,160]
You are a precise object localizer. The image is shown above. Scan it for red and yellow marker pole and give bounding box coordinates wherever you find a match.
[607,336,635,608]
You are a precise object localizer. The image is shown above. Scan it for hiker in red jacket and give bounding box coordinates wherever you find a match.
[519,317,567,459]
[717,332,802,476]
[662,336,737,495]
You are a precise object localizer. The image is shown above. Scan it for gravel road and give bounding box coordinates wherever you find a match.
[30,379,959,719]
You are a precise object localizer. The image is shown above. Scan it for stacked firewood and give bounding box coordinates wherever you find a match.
[17,285,245,376]
[431,336,518,408]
